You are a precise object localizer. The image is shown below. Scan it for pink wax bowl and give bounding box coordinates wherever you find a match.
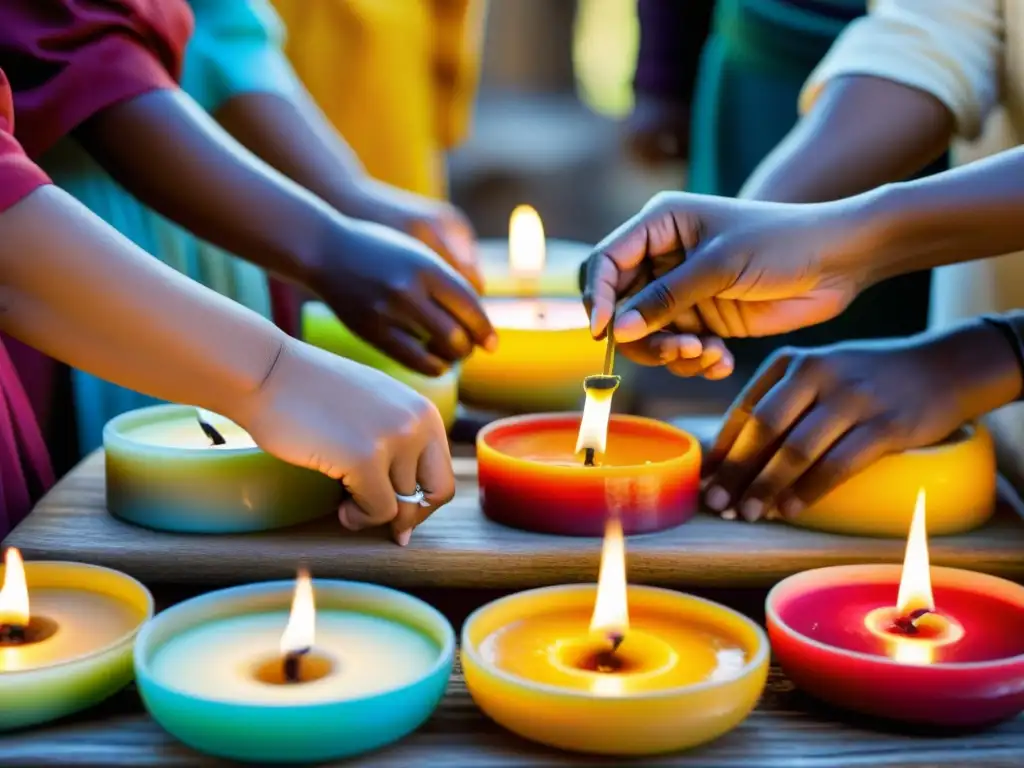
[766,565,1024,727]
[476,413,701,537]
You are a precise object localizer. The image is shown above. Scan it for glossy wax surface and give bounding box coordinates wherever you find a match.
[151,611,439,703]
[767,565,1024,726]
[783,583,1024,663]
[105,405,341,534]
[301,302,458,430]
[481,607,747,695]
[477,414,701,536]
[459,298,604,413]
[0,589,140,672]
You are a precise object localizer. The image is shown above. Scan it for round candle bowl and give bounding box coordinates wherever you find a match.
[479,238,588,297]
[792,424,995,537]
[0,561,153,732]
[135,580,455,764]
[105,405,342,534]
[462,585,769,756]
[767,565,1024,727]
[478,413,701,536]
[301,302,459,430]
[459,298,605,413]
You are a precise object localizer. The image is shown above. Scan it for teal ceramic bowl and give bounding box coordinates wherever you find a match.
[104,405,341,533]
[134,580,455,763]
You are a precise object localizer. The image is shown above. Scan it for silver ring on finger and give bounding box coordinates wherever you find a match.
[395,485,431,507]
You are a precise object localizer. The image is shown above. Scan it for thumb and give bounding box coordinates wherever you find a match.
[612,240,741,342]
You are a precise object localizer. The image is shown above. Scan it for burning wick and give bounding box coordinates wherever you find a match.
[0,548,57,647]
[283,647,311,683]
[196,408,226,446]
[0,623,25,644]
[589,518,628,672]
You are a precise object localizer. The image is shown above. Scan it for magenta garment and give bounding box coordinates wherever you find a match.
[0,68,56,537]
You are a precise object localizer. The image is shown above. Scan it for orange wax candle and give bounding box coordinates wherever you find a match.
[477,413,701,536]
[462,521,769,755]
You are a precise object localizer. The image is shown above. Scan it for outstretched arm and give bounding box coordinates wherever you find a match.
[741,0,1001,203]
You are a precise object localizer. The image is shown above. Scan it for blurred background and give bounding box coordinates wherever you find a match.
[450,0,733,420]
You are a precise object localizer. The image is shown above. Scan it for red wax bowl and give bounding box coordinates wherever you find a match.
[767,565,1024,727]
[476,413,701,536]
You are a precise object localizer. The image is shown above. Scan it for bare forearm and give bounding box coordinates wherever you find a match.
[75,89,347,284]
[214,91,376,220]
[850,147,1024,283]
[741,76,955,203]
[0,186,285,420]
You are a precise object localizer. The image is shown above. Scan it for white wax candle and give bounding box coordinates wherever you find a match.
[482,298,588,331]
[125,413,257,450]
[0,589,140,673]
[151,612,438,703]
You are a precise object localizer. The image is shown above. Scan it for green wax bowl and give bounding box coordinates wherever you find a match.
[134,580,455,763]
[104,405,341,534]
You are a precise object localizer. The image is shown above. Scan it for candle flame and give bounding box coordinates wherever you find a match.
[0,548,29,627]
[896,489,934,616]
[508,204,546,278]
[575,384,617,456]
[590,518,629,641]
[280,568,315,655]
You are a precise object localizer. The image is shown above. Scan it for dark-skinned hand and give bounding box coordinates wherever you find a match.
[312,218,496,376]
[582,192,875,366]
[704,320,1024,522]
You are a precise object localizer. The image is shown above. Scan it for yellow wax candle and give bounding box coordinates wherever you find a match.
[479,238,588,298]
[462,521,768,755]
[0,549,153,731]
[459,298,604,412]
[105,405,341,534]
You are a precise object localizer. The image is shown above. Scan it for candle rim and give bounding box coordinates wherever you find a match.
[461,583,768,700]
[767,563,1024,670]
[478,296,590,331]
[477,412,699,473]
[104,404,263,458]
[0,560,153,677]
[134,578,456,708]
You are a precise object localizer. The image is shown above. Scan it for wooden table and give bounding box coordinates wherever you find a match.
[8,451,1024,589]
[2,654,1022,767]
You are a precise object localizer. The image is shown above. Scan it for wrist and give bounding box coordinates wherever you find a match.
[925,319,1024,421]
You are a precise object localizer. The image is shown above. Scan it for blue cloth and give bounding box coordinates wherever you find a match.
[41,0,302,455]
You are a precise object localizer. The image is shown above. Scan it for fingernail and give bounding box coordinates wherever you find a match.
[741,499,764,522]
[396,528,412,546]
[590,307,601,336]
[613,310,648,343]
[782,497,804,519]
[720,509,738,521]
[338,507,353,531]
[705,485,730,511]
[680,337,703,358]
[484,333,499,353]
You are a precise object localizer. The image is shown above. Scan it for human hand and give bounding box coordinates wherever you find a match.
[310,217,496,376]
[582,192,874,347]
[703,320,1024,522]
[623,96,691,166]
[345,179,485,293]
[237,338,456,544]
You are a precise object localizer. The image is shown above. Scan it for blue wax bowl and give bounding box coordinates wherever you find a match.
[134,580,455,763]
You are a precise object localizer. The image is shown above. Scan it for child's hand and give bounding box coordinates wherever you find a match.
[703,320,1023,522]
[618,332,734,380]
[238,338,456,545]
[311,217,496,377]
[344,179,485,293]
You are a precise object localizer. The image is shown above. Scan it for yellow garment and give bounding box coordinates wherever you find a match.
[270,0,485,198]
